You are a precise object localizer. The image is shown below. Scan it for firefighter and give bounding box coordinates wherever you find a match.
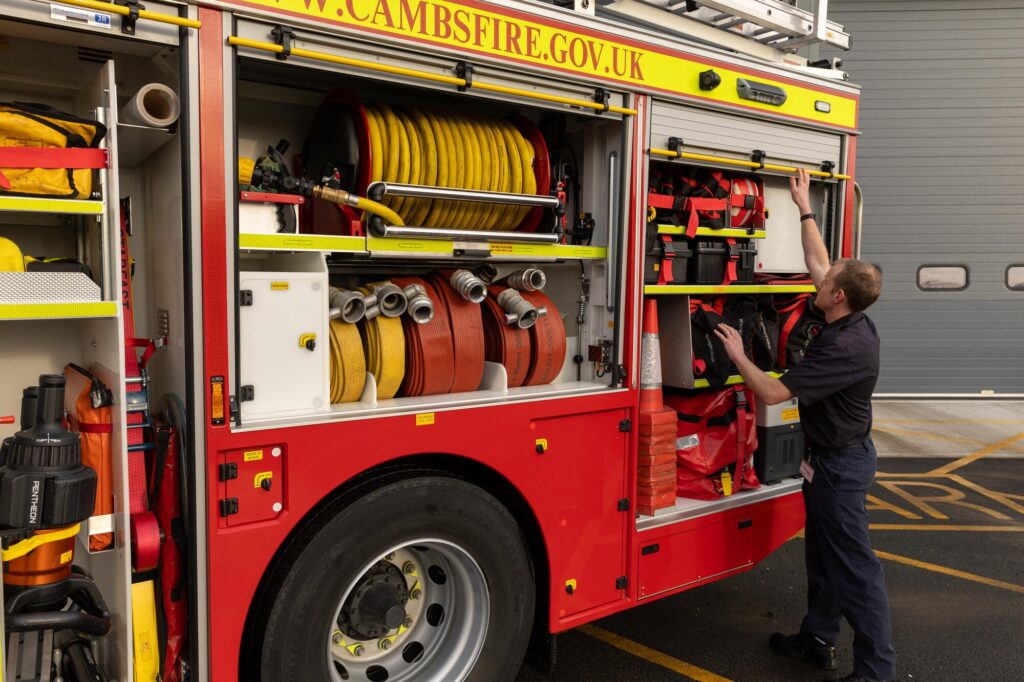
[714,169,896,682]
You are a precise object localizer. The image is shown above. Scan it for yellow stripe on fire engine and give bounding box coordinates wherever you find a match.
[230,0,857,129]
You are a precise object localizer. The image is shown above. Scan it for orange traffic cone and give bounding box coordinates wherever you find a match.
[639,297,664,412]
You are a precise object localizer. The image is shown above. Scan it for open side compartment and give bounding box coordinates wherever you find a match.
[230,36,632,428]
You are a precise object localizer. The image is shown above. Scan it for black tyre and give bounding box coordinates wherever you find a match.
[258,475,535,682]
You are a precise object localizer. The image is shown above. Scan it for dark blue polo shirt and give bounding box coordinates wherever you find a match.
[779,311,880,450]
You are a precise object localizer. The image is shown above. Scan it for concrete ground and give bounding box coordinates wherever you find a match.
[517,401,1024,682]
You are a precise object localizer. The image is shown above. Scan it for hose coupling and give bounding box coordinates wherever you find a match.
[504,268,547,291]
[475,263,498,284]
[363,303,381,321]
[496,288,539,329]
[403,283,434,324]
[372,282,408,318]
[312,184,360,208]
[448,269,487,303]
[328,288,366,324]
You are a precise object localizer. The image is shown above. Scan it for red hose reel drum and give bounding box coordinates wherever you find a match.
[730,176,763,229]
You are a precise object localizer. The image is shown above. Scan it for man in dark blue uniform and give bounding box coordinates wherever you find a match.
[715,169,896,682]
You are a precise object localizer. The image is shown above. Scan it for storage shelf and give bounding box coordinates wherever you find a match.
[0,196,104,215]
[0,301,118,320]
[691,371,782,389]
[655,224,766,239]
[645,284,816,295]
[239,232,606,261]
[239,232,366,253]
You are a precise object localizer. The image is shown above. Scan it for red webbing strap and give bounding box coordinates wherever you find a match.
[646,192,676,210]
[392,277,455,397]
[521,290,567,386]
[483,286,532,387]
[733,386,748,489]
[66,415,113,434]
[430,274,485,393]
[659,234,675,284]
[685,199,700,238]
[128,337,159,370]
[0,146,108,169]
[723,238,738,285]
[777,297,807,369]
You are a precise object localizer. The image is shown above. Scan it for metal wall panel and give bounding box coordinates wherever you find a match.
[649,101,842,166]
[826,0,1024,393]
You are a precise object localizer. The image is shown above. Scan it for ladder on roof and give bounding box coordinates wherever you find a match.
[596,0,851,52]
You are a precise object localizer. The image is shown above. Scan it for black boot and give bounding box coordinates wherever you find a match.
[769,632,837,670]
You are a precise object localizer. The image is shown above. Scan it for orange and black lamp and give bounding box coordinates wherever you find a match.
[1,374,111,638]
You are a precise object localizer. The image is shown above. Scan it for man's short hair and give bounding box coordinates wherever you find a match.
[835,259,883,312]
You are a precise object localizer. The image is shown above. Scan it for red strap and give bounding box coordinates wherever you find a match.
[778,303,805,369]
[659,235,675,284]
[129,337,160,370]
[734,387,748,489]
[0,147,108,169]
[647,192,676,210]
[67,415,113,434]
[723,238,738,285]
[685,205,699,238]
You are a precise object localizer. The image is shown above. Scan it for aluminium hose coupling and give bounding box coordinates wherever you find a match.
[496,288,544,329]
[370,282,409,318]
[475,263,499,284]
[448,269,487,303]
[504,268,547,292]
[329,288,366,324]
[402,283,435,324]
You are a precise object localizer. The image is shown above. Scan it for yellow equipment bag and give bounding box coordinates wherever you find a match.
[0,102,106,198]
[0,236,25,271]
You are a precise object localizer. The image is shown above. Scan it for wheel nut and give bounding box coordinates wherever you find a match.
[379,639,392,651]
[352,644,365,657]
[402,562,416,575]
[410,588,422,600]
[384,552,395,561]
[404,618,413,629]
[332,632,343,645]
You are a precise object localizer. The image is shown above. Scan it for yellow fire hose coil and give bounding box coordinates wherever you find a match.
[329,319,366,404]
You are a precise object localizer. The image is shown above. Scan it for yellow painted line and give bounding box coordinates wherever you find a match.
[579,625,733,682]
[870,524,1024,532]
[874,549,1024,595]
[945,475,1024,516]
[871,426,987,446]
[928,432,1024,476]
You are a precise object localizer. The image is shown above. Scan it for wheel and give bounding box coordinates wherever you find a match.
[258,475,535,682]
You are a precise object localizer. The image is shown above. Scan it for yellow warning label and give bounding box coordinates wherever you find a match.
[60,550,73,565]
[415,413,435,426]
[244,450,264,461]
[271,281,289,290]
[254,471,273,488]
[781,407,800,422]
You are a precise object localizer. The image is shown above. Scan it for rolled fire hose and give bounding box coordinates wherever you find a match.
[428,273,485,393]
[483,285,533,388]
[521,290,566,386]
[329,318,366,404]
[363,102,537,230]
[358,285,406,400]
[392,277,456,396]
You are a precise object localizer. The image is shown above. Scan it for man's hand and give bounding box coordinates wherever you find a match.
[714,323,746,364]
[790,168,813,214]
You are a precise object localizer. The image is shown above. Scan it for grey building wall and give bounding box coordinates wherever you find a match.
[825,0,1024,393]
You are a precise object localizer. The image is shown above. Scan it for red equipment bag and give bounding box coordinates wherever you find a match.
[152,418,188,682]
[775,292,825,369]
[667,386,760,500]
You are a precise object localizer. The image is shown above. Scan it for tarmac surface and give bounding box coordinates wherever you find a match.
[517,401,1024,682]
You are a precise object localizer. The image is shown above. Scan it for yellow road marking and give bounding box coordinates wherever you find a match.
[872,426,988,446]
[928,432,1024,476]
[579,624,733,682]
[870,524,1024,532]
[874,549,1024,595]
[874,480,1011,521]
[946,475,1024,516]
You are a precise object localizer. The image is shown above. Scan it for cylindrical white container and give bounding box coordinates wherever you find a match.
[119,83,180,128]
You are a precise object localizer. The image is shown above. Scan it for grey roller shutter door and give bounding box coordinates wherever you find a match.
[826,0,1024,394]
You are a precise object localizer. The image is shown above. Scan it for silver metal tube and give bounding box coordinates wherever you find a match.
[504,268,547,291]
[374,224,560,244]
[368,181,561,208]
[363,303,381,321]
[449,270,487,303]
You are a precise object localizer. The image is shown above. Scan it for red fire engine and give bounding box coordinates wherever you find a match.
[0,0,859,680]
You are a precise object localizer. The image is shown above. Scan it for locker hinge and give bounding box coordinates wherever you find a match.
[271,25,296,60]
[219,498,239,517]
[239,290,253,306]
[618,418,631,433]
[616,498,629,511]
[615,576,628,590]
[240,385,255,402]
[219,463,238,481]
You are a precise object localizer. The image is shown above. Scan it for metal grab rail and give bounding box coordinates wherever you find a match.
[649,147,851,180]
[227,36,637,116]
[49,0,201,29]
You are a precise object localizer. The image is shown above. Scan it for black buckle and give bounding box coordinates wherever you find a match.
[593,88,611,114]
[751,149,767,170]
[455,61,474,91]
[820,160,836,179]
[271,25,295,60]
[734,386,748,410]
[668,136,684,158]
[660,234,676,257]
[115,0,142,35]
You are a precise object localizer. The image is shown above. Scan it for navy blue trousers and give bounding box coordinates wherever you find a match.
[799,438,897,680]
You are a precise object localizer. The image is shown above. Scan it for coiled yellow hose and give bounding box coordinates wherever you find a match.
[358,285,406,400]
[363,102,537,231]
[329,319,366,404]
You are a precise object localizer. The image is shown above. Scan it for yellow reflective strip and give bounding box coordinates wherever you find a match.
[693,372,782,389]
[649,148,851,181]
[644,284,816,295]
[489,243,607,259]
[0,196,103,214]
[656,225,767,239]
[0,302,118,320]
[56,0,201,29]
[228,37,636,116]
[366,237,453,255]
[1,524,81,562]
[239,233,366,253]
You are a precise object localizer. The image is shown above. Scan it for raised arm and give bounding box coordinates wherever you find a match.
[790,168,831,285]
